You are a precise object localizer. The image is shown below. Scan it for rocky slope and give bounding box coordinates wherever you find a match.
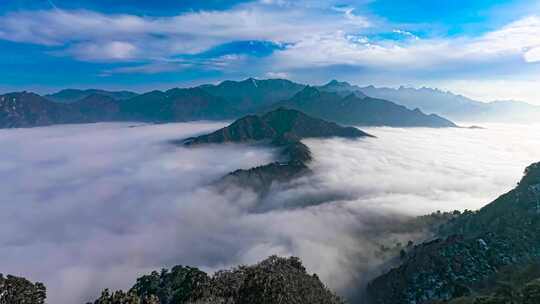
[269,86,457,128]
[88,256,344,304]
[183,108,371,190]
[367,162,540,304]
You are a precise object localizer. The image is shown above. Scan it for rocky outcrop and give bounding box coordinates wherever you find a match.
[89,256,344,304]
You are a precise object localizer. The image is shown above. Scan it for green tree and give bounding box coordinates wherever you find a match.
[0,274,46,304]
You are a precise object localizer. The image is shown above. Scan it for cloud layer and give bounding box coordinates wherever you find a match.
[1,122,540,304]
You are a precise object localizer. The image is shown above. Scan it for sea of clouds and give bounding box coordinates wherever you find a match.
[1,122,540,303]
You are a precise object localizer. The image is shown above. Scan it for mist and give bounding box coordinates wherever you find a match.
[1,122,540,304]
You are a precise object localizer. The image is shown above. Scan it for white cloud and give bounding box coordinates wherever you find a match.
[524,46,540,62]
[2,122,540,304]
[265,71,289,78]
[0,3,370,62]
[66,41,137,61]
[272,15,540,70]
[433,78,540,104]
[392,29,420,40]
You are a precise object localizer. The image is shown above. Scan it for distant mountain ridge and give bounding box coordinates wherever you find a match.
[0,92,128,128]
[309,80,540,123]
[45,89,138,103]
[2,78,462,129]
[199,78,306,110]
[358,85,540,122]
[117,87,239,122]
[269,86,456,127]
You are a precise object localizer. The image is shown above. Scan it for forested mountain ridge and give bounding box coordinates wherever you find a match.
[368,162,540,304]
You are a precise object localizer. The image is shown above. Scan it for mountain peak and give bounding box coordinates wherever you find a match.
[237,77,259,87]
[519,162,540,188]
[293,86,322,99]
[201,78,306,110]
[328,79,339,85]
[325,79,350,87]
[184,107,370,147]
[182,108,371,189]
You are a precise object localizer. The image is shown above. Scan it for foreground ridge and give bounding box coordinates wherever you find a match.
[88,255,344,304]
[367,162,540,304]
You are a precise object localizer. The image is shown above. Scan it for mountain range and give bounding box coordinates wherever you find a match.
[358,84,540,123]
[311,80,540,123]
[0,78,459,129]
[3,78,538,129]
[269,86,456,127]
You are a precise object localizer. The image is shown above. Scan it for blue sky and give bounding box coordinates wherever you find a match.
[0,0,539,103]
